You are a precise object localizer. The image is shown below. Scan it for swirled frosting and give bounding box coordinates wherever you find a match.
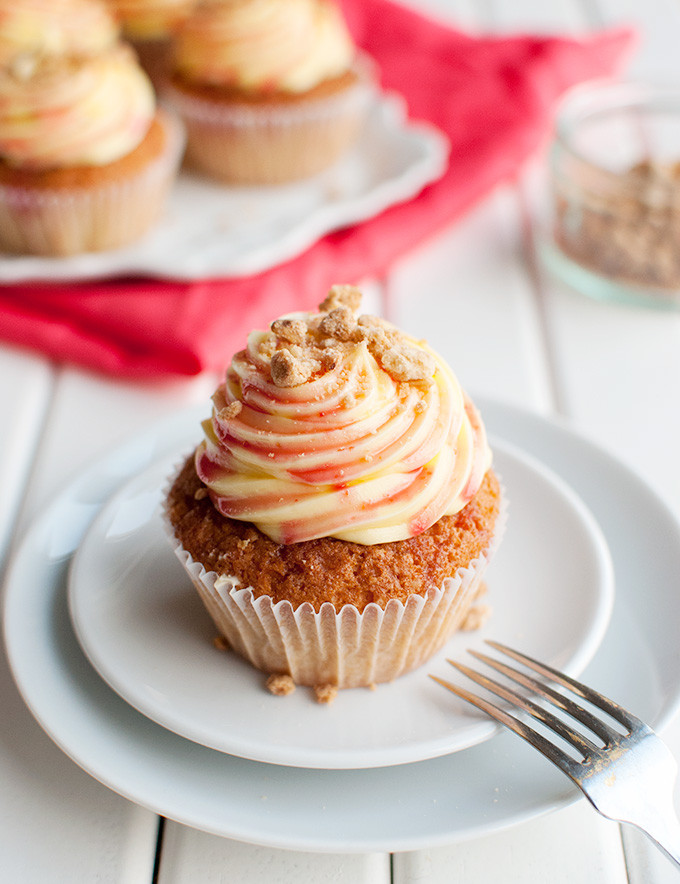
[107,0,197,40]
[0,0,119,68]
[0,45,155,169]
[174,0,355,93]
[195,287,492,545]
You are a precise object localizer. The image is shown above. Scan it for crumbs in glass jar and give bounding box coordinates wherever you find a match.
[554,159,680,291]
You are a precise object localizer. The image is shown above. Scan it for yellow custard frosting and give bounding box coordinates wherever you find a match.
[0,44,155,169]
[0,0,119,67]
[174,0,355,93]
[195,287,492,545]
[107,0,197,39]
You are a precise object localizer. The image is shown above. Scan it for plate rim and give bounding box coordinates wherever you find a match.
[4,398,680,852]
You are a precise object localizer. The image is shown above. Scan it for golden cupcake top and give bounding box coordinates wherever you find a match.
[106,0,197,40]
[195,286,493,545]
[0,0,119,68]
[0,44,155,169]
[173,0,355,93]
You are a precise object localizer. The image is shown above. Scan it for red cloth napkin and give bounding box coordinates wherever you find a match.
[0,1,634,379]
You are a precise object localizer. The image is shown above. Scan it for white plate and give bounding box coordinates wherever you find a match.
[5,399,680,852]
[67,438,613,769]
[0,94,448,283]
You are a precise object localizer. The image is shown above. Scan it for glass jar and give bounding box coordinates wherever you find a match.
[542,82,680,309]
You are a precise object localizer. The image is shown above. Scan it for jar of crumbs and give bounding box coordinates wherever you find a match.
[542,82,680,309]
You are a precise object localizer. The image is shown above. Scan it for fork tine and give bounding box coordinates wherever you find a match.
[446,660,600,759]
[468,650,621,746]
[486,641,644,733]
[430,674,580,775]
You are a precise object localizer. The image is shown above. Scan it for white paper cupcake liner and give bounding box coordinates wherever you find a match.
[162,59,375,184]
[165,488,507,689]
[0,108,185,256]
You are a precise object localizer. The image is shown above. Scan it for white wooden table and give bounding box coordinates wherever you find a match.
[3,0,680,880]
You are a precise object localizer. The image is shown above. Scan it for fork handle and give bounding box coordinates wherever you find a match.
[628,806,680,870]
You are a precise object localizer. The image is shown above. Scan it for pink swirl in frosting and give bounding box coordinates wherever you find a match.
[195,289,492,545]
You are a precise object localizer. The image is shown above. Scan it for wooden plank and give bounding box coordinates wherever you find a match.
[386,187,554,412]
[158,828,390,884]
[0,348,51,567]
[394,801,629,883]
[2,367,217,884]
[14,368,217,536]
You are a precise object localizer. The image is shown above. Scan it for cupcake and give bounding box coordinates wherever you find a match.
[0,44,184,256]
[0,0,120,68]
[104,0,197,86]
[165,0,373,184]
[165,286,505,691]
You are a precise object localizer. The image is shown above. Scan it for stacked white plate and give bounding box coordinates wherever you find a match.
[6,398,680,851]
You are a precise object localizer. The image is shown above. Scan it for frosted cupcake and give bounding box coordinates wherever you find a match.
[0,0,119,68]
[165,0,373,184]
[0,45,184,256]
[165,286,505,692]
[105,0,197,86]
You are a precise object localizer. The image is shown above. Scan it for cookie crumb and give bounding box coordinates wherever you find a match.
[194,487,208,500]
[314,683,338,704]
[379,345,436,382]
[270,348,314,387]
[266,674,296,696]
[319,307,356,342]
[213,635,230,651]
[321,347,342,371]
[460,604,493,631]
[218,401,242,420]
[319,284,362,313]
[271,318,308,345]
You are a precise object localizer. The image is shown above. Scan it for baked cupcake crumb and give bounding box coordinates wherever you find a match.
[314,684,338,705]
[167,456,501,612]
[460,604,493,631]
[213,634,230,651]
[266,674,296,696]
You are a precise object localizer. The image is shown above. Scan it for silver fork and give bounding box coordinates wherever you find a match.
[431,640,680,870]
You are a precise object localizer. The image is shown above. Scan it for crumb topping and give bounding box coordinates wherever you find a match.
[270,348,315,387]
[319,283,362,313]
[271,317,307,344]
[218,401,242,420]
[265,285,437,389]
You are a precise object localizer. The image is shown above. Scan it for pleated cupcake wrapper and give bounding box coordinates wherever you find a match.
[163,59,374,184]
[165,489,507,689]
[0,108,185,256]
[164,58,375,128]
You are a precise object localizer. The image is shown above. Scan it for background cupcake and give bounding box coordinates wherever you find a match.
[165,286,505,692]
[0,0,119,68]
[165,0,374,184]
[105,0,197,86]
[0,44,184,256]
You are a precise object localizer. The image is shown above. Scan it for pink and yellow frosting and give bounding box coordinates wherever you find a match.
[195,288,492,545]
[174,0,355,93]
[0,0,119,68]
[106,0,197,40]
[0,44,155,169]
